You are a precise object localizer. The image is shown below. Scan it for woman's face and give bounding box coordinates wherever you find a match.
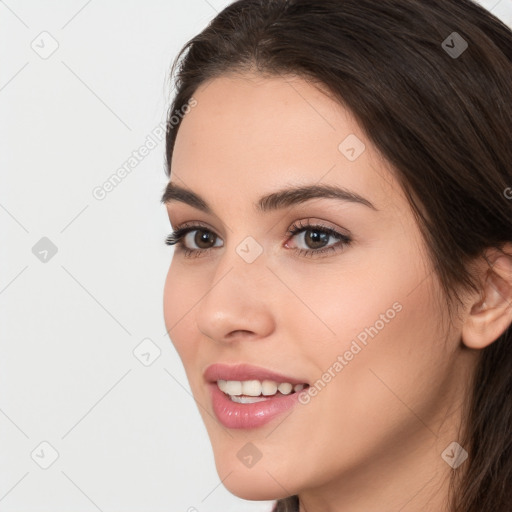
[163,73,474,502]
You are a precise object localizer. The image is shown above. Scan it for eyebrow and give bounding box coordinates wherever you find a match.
[160,181,377,213]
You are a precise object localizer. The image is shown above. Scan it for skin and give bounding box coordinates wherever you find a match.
[162,73,512,512]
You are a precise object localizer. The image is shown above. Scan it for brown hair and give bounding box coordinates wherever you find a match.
[163,1,512,510]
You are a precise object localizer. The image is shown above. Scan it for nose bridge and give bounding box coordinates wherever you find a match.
[195,233,274,342]
[213,232,268,291]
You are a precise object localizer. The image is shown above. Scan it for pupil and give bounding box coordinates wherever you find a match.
[195,230,215,248]
[306,230,328,249]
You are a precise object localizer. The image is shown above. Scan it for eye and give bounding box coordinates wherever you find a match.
[165,222,223,258]
[284,219,352,258]
[165,219,352,259]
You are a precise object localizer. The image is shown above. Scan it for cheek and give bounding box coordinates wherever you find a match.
[306,273,446,429]
[258,294,445,493]
[274,244,425,353]
[285,247,446,430]
[163,260,201,365]
[299,232,435,356]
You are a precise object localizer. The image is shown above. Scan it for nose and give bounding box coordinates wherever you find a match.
[195,243,276,344]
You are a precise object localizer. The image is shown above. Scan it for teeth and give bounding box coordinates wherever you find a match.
[278,382,293,395]
[242,380,262,396]
[231,395,269,404]
[216,379,307,399]
[217,380,242,396]
[262,380,278,396]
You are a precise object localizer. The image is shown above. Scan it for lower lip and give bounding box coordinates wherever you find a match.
[208,382,305,429]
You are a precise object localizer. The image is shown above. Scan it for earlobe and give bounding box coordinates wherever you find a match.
[462,251,512,350]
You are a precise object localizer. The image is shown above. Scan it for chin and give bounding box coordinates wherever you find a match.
[221,472,291,501]
[212,453,298,501]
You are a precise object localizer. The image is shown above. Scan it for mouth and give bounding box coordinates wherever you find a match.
[216,379,309,403]
[204,363,310,429]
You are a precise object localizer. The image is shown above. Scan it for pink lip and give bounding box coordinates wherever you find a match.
[204,363,309,429]
[204,363,308,386]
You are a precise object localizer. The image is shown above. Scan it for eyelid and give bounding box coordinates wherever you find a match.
[165,218,353,260]
[171,219,220,234]
[165,220,225,249]
[169,218,350,244]
[286,217,351,237]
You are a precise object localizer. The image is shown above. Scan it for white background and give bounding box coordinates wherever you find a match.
[1,1,511,511]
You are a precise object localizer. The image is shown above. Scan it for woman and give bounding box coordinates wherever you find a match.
[161,1,512,511]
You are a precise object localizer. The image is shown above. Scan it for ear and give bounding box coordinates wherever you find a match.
[462,246,512,350]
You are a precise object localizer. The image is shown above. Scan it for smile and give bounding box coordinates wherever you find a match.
[204,363,310,429]
[217,379,308,403]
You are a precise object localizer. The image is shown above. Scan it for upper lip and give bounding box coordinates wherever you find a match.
[204,363,308,386]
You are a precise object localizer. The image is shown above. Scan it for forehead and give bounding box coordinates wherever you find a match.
[170,73,402,214]
[174,72,353,157]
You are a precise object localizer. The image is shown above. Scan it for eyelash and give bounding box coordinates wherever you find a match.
[165,219,352,259]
